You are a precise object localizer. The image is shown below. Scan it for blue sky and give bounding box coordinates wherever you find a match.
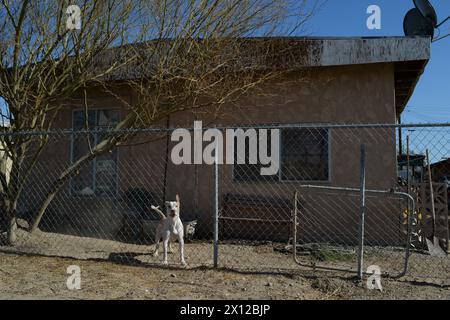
[1,1,449,125]
[309,0,450,123]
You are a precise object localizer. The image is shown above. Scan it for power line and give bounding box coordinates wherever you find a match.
[407,105,450,110]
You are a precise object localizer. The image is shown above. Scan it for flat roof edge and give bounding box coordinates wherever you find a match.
[304,37,431,67]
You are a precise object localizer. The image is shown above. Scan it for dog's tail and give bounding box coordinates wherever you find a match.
[150,205,166,220]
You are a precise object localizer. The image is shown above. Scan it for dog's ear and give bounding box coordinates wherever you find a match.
[176,194,180,209]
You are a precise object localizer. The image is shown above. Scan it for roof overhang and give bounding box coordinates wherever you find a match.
[296,36,430,116]
[89,36,431,116]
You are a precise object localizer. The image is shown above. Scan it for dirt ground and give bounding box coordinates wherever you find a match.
[0,252,449,300]
[0,228,449,300]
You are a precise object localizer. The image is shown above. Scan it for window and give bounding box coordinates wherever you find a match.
[71,110,120,196]
[233,130,279,182]
[280,128,329,181]
[233,127,329,182]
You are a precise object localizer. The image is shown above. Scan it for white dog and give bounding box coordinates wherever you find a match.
[150,194,186,266]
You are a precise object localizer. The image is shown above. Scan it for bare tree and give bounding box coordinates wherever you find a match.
[0,0,322,243]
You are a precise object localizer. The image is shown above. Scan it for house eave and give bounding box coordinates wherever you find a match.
[90,36,432,115]
[295,36,430,116]
[300,36,430,67]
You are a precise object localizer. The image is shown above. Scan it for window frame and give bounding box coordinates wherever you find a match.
[69,108,120,197]
[232,127,332,183]
[231,129,280,183]
[279,127,331,183]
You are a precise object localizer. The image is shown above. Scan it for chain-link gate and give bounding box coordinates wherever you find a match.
[292,185,415,278]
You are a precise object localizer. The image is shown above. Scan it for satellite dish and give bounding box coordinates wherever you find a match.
[403,8,435,37]
[413,0,438,27]
[404,0,450,41]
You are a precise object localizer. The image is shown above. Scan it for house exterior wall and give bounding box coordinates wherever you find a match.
[23,63,402,244]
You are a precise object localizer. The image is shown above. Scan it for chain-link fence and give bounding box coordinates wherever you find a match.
[0,123,449,285]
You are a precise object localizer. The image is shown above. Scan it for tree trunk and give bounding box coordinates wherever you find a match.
[29,151,97,232]
[30,135,124,232]
[2,151,23,245]
[7,216,17,244]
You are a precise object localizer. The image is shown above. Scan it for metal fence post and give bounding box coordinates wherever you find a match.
[357,144,366,279]
[402,135,413,276]
[293,191,298,263]
[213,138,219,268]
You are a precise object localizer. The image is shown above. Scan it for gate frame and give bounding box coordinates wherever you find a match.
[292,185,415,278]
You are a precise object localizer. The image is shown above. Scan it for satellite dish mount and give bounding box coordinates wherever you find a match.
[404,0,450,42]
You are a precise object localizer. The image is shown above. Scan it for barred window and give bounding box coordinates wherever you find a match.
[233,128,329,182]
[233,130,278,182]
[71,110,120,196]
[280,128,329,181]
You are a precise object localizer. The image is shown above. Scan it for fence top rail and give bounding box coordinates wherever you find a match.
[0,122,450,136]
[297,184,411,197]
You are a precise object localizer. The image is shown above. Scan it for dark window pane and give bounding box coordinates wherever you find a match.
[281,128,329,181]
[233,130,278,182]
[97,110,120,127]
[73,110,96,129]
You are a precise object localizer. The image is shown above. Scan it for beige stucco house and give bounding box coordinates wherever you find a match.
[22,37,431,244]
